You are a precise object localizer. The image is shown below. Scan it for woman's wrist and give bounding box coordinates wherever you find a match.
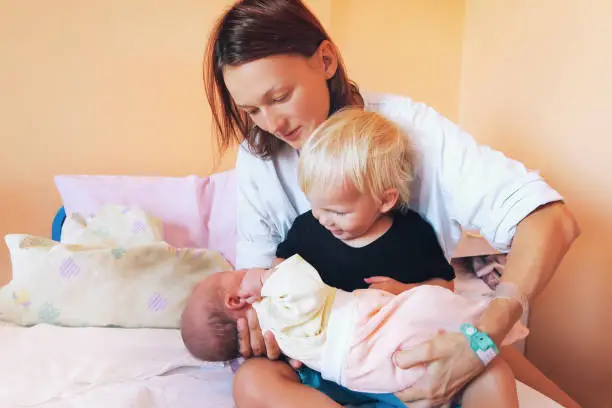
[475,297,523,346]
[495,281,529,316]
[460,323,499,366]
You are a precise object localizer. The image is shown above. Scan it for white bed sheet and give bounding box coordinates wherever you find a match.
[0,322,235,408]
[0,322,562,408]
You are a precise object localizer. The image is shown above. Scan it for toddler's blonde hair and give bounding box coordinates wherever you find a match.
[299,108,414,212]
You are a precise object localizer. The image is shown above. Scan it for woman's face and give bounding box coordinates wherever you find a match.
[223,42,338,150]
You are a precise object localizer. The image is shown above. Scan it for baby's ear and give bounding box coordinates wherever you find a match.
[225,293,247,310]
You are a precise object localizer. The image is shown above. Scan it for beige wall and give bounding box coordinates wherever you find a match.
[331,0,465,121]
[0,0,464,283]
[460,1,612,406]
[0,0,242,282]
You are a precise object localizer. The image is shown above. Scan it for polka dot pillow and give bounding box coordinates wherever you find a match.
[0,234,232,328]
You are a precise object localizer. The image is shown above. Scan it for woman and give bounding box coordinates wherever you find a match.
[204,1,581,407]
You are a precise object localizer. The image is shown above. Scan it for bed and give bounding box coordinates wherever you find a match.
[0,172,563,407]
[0,322,236,408]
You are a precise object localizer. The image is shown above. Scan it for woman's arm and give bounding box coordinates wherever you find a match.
[235,146,284,359]
[393,202,580,406]
[380,96,579,405]
[476,201,579,345]
[236,145,282,270]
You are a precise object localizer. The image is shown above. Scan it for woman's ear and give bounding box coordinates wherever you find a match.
[317,40,339,80]
[225,293,247,310]
[379,188,400,214]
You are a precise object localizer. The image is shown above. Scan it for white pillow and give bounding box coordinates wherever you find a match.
[0,234,232,328]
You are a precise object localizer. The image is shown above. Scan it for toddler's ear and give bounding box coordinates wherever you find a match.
[380,188,399,213]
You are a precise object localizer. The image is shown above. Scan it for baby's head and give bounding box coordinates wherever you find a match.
[180,270,248,362]
[299,108,414,240]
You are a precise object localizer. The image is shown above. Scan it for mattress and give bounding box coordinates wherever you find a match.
[0,321,562,408]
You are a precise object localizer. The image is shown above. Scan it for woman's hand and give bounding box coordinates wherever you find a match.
[237,307,280,359]
[237,307,303,369]
[392,330,484,405]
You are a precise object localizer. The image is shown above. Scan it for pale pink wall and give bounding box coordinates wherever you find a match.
[460,1,612,406]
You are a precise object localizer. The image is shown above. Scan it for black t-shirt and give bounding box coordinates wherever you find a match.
[276,210,455,292]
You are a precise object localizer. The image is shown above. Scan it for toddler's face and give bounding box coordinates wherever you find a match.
[308,183,383,242]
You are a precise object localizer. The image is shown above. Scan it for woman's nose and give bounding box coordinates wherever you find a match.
[263,109,286,135]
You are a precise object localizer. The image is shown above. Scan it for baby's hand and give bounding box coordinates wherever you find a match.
[364,276,419,295]
[238,268,269,303]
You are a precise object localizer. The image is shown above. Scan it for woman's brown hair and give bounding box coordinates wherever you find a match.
[204,0,363,159]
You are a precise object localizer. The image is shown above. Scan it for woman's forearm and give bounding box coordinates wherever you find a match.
[476,202,580,344]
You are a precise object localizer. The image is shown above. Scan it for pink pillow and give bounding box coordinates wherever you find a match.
[54,171,237,266]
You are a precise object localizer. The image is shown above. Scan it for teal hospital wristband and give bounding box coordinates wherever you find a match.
[460,323,499,366]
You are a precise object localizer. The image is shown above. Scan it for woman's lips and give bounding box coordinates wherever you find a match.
[282,127,301,142]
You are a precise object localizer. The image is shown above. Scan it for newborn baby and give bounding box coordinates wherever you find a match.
[181,254,526,403]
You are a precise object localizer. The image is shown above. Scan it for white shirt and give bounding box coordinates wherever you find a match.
[235,93,563,269]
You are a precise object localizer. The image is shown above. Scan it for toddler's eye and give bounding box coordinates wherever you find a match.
[272,93,289,103]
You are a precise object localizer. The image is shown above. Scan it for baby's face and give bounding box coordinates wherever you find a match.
[214,269,247,293]
[203,270,252,320]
